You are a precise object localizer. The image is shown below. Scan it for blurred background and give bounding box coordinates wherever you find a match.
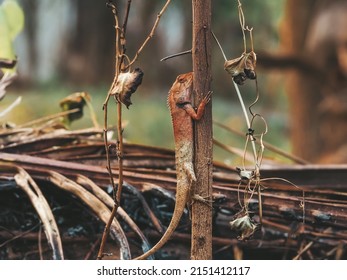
[2,0,347,164]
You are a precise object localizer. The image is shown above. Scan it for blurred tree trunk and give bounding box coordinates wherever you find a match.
[61,0,190,89]
[60,0,115,85]
[281,0,347,163]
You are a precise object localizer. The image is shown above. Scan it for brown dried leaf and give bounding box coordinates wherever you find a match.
[229,209,259,241]
[59,92,91,123]
[0,58,17,70]
[224,54,244,77]
[244,51,257,80]
[111,68,144,108]
[224,52,257,85]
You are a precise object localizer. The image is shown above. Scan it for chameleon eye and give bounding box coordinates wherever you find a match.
[177,75,185,83]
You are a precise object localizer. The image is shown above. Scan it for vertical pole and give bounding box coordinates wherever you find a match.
[191,0,213,260]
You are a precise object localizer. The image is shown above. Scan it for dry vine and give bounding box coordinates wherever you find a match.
[99,0,171,259]
[214,0,306,241]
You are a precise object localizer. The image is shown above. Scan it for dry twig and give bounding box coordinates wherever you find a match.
[13,167,64,260]
[48,171,131,259]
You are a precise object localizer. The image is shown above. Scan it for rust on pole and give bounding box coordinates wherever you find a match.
[191,0,213,260]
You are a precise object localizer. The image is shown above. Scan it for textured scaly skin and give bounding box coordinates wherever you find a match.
[135,72,211,260]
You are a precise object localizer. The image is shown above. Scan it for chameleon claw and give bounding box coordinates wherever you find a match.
[202,90,213,104]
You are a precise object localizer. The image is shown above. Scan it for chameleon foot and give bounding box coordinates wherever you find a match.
[192,194,214,208]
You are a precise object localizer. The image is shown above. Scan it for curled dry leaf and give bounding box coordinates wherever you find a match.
[0,58,17,70]
[59,92,91,124]
[244,51,257,80]
[224,54,246,85]
[236,167,254,181]
[229,209,259,240]
[111,68,144,108]
[224,51,257,85]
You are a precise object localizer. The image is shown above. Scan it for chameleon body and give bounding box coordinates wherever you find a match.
[135,72,211,260]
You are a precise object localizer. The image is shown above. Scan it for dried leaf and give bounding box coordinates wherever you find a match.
[59,92,90,124]
[229,209,259,240]
[111,68,144,108]
[0,58,16,69]
[244,51,257,80]
[224,52,257,85]
[0,0,24,73]
[236,167,254,181]
[224,55,244,76]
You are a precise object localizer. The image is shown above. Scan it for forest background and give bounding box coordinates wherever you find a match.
[2,0,347,165]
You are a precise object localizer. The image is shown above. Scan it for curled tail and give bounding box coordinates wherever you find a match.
[134,192,188,260]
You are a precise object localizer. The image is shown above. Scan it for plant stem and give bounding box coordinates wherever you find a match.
[232,81,257,162]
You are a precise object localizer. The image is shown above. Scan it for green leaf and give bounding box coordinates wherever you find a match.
[0,0,24,72]
[1,0,24,40]
[0,12,15,60]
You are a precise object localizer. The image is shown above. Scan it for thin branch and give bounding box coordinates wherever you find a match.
[160,49,192,62]
[232,81,257,162]
[211,31,227,61]
[102,3,119,201]
[213,138,256,164]
[48,171,131,259]
[0,223,40,248]
[122,0,132,37]
[293,240,314,260]
[38,225,43,260]
[99,0,134,259]
[97,206,118,259]
[0,96,22,118]
[116,101,124,203]
[77,175,152,254]
[99,2,122,259]
[237,0,247,53]
[16,108,80,128]
[83,96,99,128]
[127,0,172,67]
[248,77,260,117]
[84,236,101,260]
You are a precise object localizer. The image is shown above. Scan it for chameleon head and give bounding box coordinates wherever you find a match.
[176,72,193,84]
[173,72,193,105]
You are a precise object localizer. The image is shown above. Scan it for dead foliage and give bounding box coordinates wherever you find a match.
[0,119,346,260]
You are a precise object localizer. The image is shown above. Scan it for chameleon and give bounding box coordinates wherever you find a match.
[134,72,211,260]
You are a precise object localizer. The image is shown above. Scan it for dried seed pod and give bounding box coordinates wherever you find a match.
[224,54,247,85]
[233,72,247,85]
[111,68,144,108]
